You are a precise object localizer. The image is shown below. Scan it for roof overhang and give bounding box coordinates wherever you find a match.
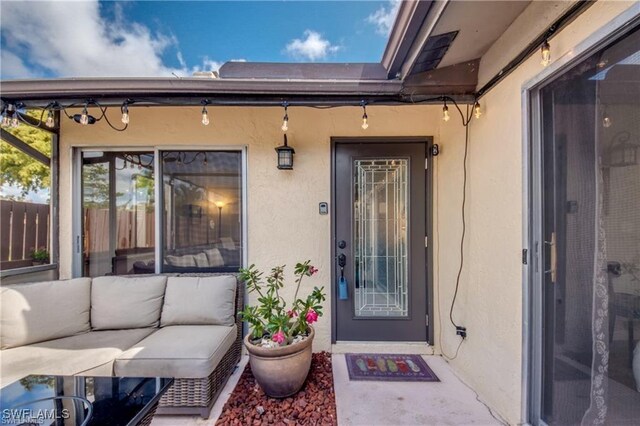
[0,77,407,107]
[0,1,593,107]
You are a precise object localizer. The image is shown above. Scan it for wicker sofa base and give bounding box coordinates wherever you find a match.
[157,340,241,418]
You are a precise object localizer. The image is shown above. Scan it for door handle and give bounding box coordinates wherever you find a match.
[544,232,557,284]
[337,254,348,300]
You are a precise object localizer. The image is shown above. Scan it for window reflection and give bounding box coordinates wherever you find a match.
[161,151,242,272]
[82,152,155,277]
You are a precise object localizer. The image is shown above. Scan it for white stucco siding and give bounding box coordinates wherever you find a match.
[58,105,443,353]
[436,1,639,423]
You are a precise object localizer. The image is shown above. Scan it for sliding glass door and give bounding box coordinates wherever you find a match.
[76,148,244,277]
[532,25,639,425]
[81,151,155,277]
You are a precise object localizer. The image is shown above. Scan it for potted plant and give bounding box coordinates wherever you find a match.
[239,260,325,398]
[30,247,49,266]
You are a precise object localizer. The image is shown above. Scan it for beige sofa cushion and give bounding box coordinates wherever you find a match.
[204,248,224,267]
[160,276,236,327]
[92,276,167,330]
[0,328,155,387]
[0,278,91,350]
[114,325,237,378]
[165,254,196,267]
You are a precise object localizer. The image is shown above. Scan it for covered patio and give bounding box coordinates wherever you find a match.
[152,354,502,425]
[1,1,639,425]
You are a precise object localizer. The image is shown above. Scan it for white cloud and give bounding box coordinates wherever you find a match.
[285,30,340,62]
[367,0,401,36]
[0,50,39,79]
[0,1,221,79]
[191,57,223,74]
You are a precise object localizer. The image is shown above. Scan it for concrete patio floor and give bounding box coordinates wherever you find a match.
[152,354,504,426]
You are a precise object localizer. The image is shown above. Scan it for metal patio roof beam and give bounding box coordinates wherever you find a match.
[0,78,404,103]
[1,128,50,165]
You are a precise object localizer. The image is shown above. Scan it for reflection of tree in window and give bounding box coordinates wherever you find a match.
[0,121,51,198]
[82,163,110,208]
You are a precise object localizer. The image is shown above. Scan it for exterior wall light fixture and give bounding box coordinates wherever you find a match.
[275,134,295,170]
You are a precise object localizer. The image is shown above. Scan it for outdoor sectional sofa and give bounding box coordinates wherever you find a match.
[0,273,244,418]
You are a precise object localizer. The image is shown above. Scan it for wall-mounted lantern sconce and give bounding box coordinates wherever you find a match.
[275,134,295,170]
[605,131,639,168]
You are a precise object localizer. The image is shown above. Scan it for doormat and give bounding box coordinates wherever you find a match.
[345,353,440,382]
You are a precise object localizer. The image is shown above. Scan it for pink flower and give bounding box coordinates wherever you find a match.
[272,330,286,345]
[287,309,298,318]
[309,266,318,276]
[305,308,318,324]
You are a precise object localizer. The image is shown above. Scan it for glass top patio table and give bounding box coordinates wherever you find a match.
[0,375,173,426]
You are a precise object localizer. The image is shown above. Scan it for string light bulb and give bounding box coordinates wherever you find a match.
[473,101,482,119]
[121,103,130,124]
[3,104,18,127]
[541,40,551,67]
[361,101,369,130]
[45,109,55,128]
[201,106,210,126]
[602,105,612,128]
[80,105,89,125]
[442,102,450,122]
[281,102,289,132]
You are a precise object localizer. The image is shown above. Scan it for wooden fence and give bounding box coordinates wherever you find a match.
[84,207,155,253]
[0,200,50,270]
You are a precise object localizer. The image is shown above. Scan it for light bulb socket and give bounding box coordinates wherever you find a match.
[361,100,368,129]
[281,102,289,132]
[45,110,55,128]
[474,101,482,119]
[201,106,210,126]
[541,40,551,66]
[442,103,450,122]
[121,103,130,124]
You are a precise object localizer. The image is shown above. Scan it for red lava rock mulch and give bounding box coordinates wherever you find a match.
[216,352,337,425]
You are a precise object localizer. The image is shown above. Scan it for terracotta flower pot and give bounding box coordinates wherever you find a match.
[244,326,314,398]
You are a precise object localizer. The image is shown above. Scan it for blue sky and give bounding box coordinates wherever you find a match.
[1,1,400,80]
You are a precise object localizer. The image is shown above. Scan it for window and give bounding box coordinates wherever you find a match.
[77,149,244,277]
[0,113,56,272]
[161,151,242,272]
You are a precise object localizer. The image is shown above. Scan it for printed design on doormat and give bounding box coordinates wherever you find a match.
[345,353,440,382]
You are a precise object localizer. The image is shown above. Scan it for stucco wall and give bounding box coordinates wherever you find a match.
[435,1,639,424]
[58,104,442,352]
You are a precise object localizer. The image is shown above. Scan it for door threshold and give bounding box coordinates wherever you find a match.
[332,341,434,355]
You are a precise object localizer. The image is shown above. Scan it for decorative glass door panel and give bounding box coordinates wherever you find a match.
[334,141,428,342]
[353,159,409,317]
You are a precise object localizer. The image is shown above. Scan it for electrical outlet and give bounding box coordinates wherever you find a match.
[456,326,467,339]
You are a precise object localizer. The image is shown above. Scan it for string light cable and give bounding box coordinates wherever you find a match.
[436,100,474,361]
[56,100,129,132]
[2,95,478,133]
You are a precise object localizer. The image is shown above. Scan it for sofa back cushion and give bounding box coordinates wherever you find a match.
[91,276,167,330]
[161,276,237,327]
[0,278,91,350]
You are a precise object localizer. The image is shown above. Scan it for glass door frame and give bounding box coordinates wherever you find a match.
[330,136,434,344]
[72,145,248,278]
[523,10,640,425]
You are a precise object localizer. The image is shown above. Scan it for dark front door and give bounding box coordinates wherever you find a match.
[333,140,429,341]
